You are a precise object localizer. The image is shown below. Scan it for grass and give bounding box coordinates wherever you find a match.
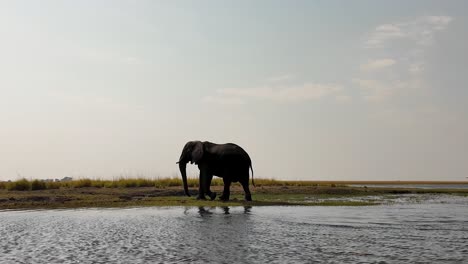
[2,178,466,191]
[0,177,349,191]
[31,179,47,190]
[0,178,466,210]
[0,192,378,210]
[0,177,201,190]
[6,178,31,191]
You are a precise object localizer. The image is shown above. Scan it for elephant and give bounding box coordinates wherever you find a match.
[176,141,254,201]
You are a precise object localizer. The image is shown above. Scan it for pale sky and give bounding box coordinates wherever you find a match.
[1,1,467,181]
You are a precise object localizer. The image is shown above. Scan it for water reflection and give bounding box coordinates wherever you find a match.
[1,196,467,263]
[196,206,252,216]
[197,206,214,217]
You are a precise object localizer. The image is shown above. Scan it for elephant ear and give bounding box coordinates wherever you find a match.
[191,141,204,164]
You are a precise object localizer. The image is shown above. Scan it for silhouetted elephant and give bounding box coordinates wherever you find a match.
[177,141,254,201]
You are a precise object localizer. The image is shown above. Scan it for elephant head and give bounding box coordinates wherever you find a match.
[176,141,204,197]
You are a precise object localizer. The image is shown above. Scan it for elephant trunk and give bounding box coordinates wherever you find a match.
[178,162,190,197]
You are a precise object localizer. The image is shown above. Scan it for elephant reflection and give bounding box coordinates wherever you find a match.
[197,206,252,216]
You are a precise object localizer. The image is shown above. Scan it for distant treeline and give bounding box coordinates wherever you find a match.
[0,178,326,191]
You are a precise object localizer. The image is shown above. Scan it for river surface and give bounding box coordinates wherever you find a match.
[349,184,468,189]
[1,195,467,263]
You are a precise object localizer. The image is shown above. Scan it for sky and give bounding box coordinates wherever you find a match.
[1,0,467,181]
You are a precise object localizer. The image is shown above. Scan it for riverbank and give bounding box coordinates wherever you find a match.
[1,180,467,210]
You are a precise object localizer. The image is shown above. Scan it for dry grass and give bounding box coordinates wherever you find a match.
[6,178,31,191]
[1,178,466,192]
[0,177,222,191]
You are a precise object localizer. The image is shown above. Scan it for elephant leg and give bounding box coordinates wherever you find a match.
[204,174,216,201]
[219,178,231,201]
[197,168,216,200]
[240,178,252,201]
[196,172,206,200]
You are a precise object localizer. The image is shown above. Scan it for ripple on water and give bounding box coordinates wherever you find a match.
[0,196,467,263]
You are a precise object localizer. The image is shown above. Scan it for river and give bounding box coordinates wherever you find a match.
[1,194,467,263]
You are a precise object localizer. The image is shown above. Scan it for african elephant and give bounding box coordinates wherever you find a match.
[177,141,254,201]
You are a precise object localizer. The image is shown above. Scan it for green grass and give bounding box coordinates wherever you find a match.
[0,178,466,210]
[0,192,378,210]
[0,183,466,210]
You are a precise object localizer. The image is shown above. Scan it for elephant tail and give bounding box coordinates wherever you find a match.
[250,164,255,187]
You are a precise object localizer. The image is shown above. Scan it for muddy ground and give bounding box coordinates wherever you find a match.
[1,185,467,210]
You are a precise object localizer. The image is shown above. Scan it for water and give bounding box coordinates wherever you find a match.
[1,195,467,263]
[349,184,468,189]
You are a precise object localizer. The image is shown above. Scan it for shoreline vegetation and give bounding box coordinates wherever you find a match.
[0,178,467,210]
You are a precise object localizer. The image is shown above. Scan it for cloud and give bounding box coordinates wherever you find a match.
[366,16,453,48]
[202,96,245,105]
[356,15,453,103]
[267,74,295,82]
[48,91,146,113]
[335,95,352,103]
[353,78,422,102]
[426,15,453,30]
[360,58,396,71]
[204,83,343,105]
[365,24,405,48]
[409,63,424,75]
[353,79,393,102]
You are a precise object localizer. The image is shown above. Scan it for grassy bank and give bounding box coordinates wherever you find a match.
[0,177,333,191]
[2,177,466,191]
[0,178,467,210]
